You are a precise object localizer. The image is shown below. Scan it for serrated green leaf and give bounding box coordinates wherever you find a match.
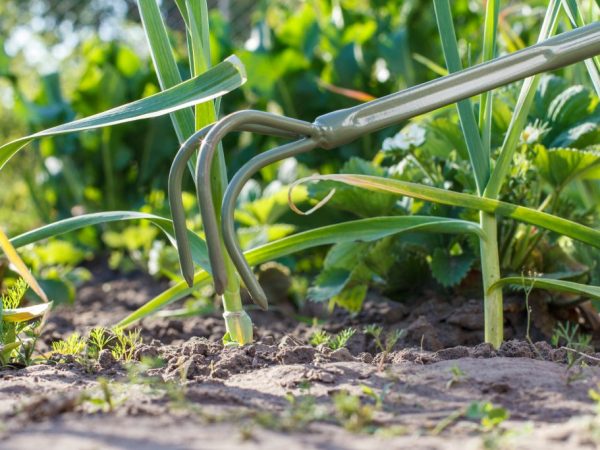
[532,75,567,118]
[324,241,370,269]
[430,248,474,287]
[421,118,469,160]
[547,85,597,129]
[535,146,600,188]
[551,121,600,148]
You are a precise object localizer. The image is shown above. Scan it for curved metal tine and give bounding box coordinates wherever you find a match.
[221,138,318,309]
[196,110,316,296]
[169,125,214,287]
[168,120,312,287]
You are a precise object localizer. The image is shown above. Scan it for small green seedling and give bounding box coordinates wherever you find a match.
[433,401,509,435]
[332,390,376,433]
[364,325,405,353]
[254,387,324,432]
[87,327,114,359]
[446,365,467,389]
[360,383,390,409]
[552,321,593,365]
[111,328,142,362]
[309,330,329,347]
[81,377,115,413]
[1,278,48,366]
[51,327,142,364]
[364,324,405,370]
[522,271,538,344]
[52,333,86,357]
[309,327,356,350]
[330,328,356,350]
[466,401,510,430]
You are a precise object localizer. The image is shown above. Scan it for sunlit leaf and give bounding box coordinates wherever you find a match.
[0,56,246,170]
[3,302,53,323]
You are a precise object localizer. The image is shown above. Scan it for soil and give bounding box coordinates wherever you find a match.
[3,261,600,449]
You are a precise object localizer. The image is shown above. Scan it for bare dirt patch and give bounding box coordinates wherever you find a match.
[4,266,600,449]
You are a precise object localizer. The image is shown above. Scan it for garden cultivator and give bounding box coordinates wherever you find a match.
[169,22,600,341]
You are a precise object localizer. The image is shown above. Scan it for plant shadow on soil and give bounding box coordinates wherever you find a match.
[3,260,600,450]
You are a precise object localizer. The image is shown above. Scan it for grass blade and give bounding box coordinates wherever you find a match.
[116,216,484,327]
[2,303,53,323]
[0,57,246,170]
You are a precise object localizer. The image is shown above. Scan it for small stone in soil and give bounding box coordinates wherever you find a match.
[328,348,355,362]
[98,349,117,369]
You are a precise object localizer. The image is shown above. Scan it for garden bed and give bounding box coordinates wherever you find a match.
[2,263,600,449]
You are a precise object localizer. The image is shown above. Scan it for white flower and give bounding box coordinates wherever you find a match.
[382,125,426,152]
[44,156,63,175]
[520,120,550,145]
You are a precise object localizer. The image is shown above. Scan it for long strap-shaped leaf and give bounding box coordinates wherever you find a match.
[9,211,210,272]
[116,216,484,327]
[0,56,246,170]
[294,174,600,248]
[484,0,562,198]
[561,0,600,95]
[490,276,600,300]
[433,0,489,194]
[138,0,194,142]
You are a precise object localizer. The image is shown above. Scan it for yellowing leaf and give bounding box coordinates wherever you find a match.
[0,228,48,303]
[3,302,53,323]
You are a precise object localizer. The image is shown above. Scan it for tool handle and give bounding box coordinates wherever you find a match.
[314,22,600,147]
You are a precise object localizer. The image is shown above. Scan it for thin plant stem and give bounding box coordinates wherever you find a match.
[480,212,502,347]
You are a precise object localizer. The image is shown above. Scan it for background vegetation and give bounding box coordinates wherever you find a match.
[0,0,598,329]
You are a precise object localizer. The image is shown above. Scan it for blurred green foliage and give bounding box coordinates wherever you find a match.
[0,0,598,314]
